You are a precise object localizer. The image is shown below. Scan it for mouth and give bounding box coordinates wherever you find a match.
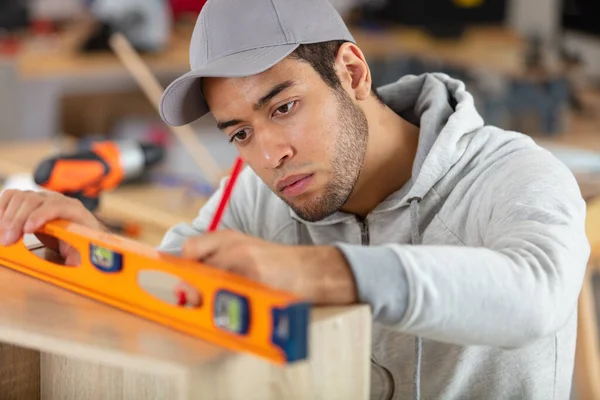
[276,173,315,197]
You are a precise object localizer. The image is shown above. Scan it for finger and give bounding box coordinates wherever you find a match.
[0,189,35,218]
[13,195,45,233]
[0,189,18,219]
[201,250,258,281]
[60,240,81,267]
[173,281,202,307]
[176,241,243,308]
[63,249,81,267]
[0,190,24,229]
[24,197,87,233]
[181,230,240,261]
[1,192,44,245]
[0,190,41,229]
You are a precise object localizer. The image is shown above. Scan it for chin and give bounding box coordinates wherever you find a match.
[292,206,339,223]
[286,195,340,222]
[275,176,350,222]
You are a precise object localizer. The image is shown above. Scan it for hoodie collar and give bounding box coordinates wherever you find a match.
[290,72,484,225]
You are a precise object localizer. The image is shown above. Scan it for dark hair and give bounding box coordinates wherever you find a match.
[289,40,384,103]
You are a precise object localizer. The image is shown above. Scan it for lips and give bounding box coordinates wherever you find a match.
[276,173,314,197]
[276,174,312,191]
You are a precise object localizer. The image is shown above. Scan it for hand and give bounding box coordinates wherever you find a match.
[174,230,358,307]
[0,189,104,265]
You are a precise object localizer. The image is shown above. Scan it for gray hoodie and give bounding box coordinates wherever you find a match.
[158,73,590,400]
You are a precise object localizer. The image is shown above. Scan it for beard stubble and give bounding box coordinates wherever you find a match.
[285,89,369,222]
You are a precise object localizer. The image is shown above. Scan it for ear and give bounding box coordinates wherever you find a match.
[334,42,372,102]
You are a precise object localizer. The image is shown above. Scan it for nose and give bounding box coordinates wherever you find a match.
[256,126,294,170]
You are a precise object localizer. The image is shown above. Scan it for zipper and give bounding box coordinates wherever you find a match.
[357,216,370,245]
[358,215,395,399]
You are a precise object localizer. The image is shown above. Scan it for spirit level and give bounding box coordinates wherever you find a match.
[0,220,310,364]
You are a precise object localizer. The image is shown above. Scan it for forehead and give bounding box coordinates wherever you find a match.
[201,57,320,112]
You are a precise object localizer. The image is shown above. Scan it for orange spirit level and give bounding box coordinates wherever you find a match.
[0,220,310,364]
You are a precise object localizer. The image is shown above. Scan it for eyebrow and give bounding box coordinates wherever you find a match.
[217,119,242,130]
[216,80,295,131]
[253,80,294,111]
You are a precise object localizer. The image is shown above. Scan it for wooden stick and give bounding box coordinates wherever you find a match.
[574,268,600,400]
[108,32,223,187]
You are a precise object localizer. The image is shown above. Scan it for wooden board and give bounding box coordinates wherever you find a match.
[40,356,180,400]
[575,269,600,400]
[0,343,40,400]
[586,195,600,266]
[0,256,371,399]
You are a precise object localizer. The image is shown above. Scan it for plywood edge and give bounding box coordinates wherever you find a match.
[310,304,372,323]
[0,326,187,378]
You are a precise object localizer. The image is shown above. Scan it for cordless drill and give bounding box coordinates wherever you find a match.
[33,140,164,211]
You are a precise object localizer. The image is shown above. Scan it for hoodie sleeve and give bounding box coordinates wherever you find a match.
[158,167,255,255]
[336,148,591,348]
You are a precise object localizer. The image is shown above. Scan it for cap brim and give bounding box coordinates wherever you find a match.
[159,44,299,127]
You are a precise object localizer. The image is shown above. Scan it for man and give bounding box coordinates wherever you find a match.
[0,0,590,399]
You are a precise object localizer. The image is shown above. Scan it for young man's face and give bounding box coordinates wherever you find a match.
[202,56,368,222]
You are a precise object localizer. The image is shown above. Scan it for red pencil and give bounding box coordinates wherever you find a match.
[176,156,244,307]
[208,156,245,231]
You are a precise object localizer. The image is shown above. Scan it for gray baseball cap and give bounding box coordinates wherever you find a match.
[159,0,355,127]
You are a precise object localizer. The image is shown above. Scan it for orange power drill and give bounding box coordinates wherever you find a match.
[33,140,164,211]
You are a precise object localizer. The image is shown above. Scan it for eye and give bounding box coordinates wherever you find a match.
[229,129,251,144]
[273,100,296,116]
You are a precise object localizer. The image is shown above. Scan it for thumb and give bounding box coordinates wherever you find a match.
[59,241,81,267]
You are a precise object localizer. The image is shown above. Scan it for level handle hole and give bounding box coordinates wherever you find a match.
[137,270,203,308]
[26,232,81,267]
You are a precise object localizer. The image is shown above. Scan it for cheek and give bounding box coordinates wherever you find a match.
[286,101,337,158]
[241,159,273,189]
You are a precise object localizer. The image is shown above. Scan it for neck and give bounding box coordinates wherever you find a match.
[341,98,419,218]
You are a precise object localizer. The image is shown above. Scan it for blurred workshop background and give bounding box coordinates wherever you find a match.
[0,0,600,398]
